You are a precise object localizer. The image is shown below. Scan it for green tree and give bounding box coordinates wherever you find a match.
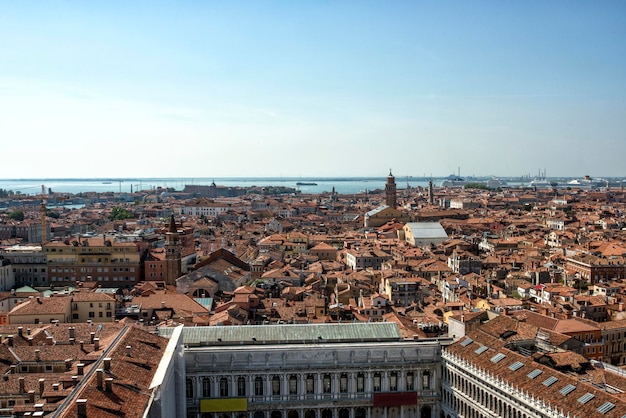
[7,210,24,221]
[109,206,134,220]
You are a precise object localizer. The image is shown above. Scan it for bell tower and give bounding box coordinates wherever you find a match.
[165,214,182,286]
[385,170,397,208]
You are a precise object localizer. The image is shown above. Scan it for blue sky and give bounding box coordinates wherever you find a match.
[1,1,625,178]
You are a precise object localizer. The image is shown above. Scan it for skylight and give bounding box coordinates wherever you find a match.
[559,384,576,396]
[577,393,595,404]
[509,361,524,371]
[542,376,558,387]
[597,402,615,414]
[490,353,506,363]
[460,338,473,347]
[527,369,543,379]
[475,345,488,355]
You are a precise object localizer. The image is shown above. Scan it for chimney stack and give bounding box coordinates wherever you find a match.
[69,327,75,339]
[19,376,25,393]
[93,338,100,350]
[28,390,35,404]
[90,332,95,343]
[52,383,60,391]
[35,350,40,362]
[103,358,111,371]
[46,336,54,346]
[161,301,165,309]
[96,369,103,390]
[18,327,23,337]
[105,378,113,392]
[77,363,85,375]
[76,399,87,418]
[126,346,131,357]
[7,335,13,347]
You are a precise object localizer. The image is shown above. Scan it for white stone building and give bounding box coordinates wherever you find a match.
[160,323,447,418]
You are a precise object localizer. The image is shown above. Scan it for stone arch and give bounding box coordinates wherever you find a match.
[420,405,432,418]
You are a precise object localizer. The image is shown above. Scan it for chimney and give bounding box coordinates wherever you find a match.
[161,301,165,309]
[28,337,33,346]
[19,376,25,393]
[103,358,111,371]
[79,341,84,351]
[10,365,16,374]
[38,378,45,394]
[76,399,87,418]
[93,338,100,350]
[126,346,131,357]
[28,390,35,404]
[69,338,75,345]
[52,383,60,391]
[7,335,13,347]
[34,403,44,412]
[26,328,31,336]
[46,336,54,346]
[35,349,40,362]
[72,375,79,385]
[90,332,95,343]
[65,359,72,371]
[105,378,113,392]
[36,296,41,304]
[18,327,23,337]
[77,363,85,375]
[96,369,103,390]
[69,327,75,339]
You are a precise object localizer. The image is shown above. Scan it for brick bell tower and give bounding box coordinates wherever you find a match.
[385,169,397,208]
[164,214,182,286]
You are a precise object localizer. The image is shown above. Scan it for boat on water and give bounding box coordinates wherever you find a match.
[296,182,318,186]
[528,178,552,189]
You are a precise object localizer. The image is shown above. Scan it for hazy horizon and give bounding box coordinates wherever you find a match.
[2,1,625,178]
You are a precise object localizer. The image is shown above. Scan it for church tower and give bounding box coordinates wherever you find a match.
[164,214,182,286]
[385,170,397,208]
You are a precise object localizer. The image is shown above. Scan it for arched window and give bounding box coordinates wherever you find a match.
[186,377,194,398]
[323,374,332,393]
[219,377,229,397]
[373,372,381,392]
[272,376,281,395]
[237,376,246,397]
[202,377,211,397]
[422,370,431,389]
[356,373,365,392]
[289,375,298,394]
[254,377,264,396]
[306,374,315,394]
[340,373,348,393]
[390,372,397,391]
[406,371,414,390]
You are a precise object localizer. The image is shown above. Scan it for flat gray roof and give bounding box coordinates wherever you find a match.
[405,222,448,239]
[159,322,402,346]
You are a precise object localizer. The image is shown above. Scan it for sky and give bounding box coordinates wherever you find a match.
[1,1,625,179]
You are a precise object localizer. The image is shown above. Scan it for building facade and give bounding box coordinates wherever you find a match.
[0,245,46,287]
[44,236,142,287]
[160,323,447,418]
